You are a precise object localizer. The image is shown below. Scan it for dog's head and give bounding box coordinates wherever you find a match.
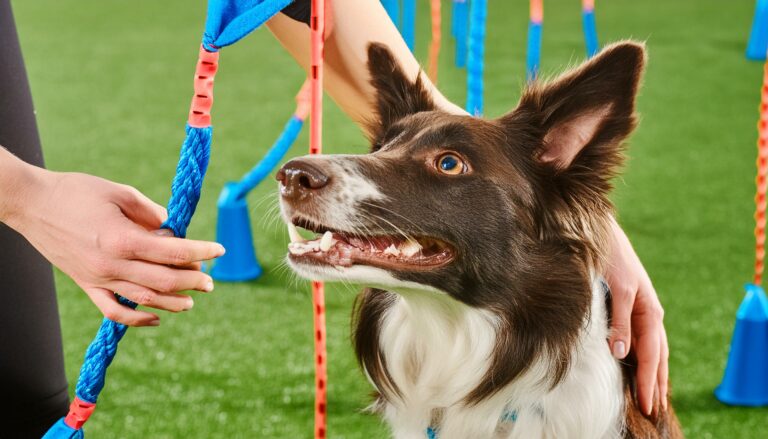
[278,42,644,396]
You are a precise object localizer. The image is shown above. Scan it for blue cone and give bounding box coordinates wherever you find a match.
[210,182,263,281]
[715,283,768,406]
[747,0,768,60]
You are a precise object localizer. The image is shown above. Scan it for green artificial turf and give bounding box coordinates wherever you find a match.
[11,0,768,437]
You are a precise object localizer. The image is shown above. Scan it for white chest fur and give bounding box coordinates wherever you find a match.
[375,281,625,439]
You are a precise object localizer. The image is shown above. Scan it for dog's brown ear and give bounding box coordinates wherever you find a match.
[501,41,645,192]
[366,43,435,145]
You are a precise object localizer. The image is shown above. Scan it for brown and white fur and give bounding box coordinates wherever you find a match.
[276,42,683,438]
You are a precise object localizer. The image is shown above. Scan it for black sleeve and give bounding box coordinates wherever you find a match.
[0,1,69,436]
[281,0,312,26]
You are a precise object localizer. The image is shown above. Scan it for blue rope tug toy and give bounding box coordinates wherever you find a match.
[42,1,291,437]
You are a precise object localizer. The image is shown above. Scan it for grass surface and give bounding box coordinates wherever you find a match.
[11,0,768,437]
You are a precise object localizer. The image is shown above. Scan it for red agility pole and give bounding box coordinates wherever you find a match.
[310,0,327,437]
[754,60,768,285]
[428,0,442,82]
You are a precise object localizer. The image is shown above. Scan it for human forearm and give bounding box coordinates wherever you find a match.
[0,146,43,228]
[268,0,466,130]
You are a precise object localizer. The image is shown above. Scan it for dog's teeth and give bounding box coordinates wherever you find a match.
[319,231,334,251]
[288,223,304,243]
[400,239,422,257]
[383,244,400,256]
[288,242,313,255]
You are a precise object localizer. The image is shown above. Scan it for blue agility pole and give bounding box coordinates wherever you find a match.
[42,1,291,437]
[402,0,416,52]
[465,0,486,116]
[527,0,543,81]
[582,0,599,57]
[210,81,310,282]
[453,0,469,67]
[381,0,401,30]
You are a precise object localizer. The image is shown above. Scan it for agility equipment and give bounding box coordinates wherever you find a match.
[582,0,598,57]
[210,81,310,281]
[309,0,328,437]
[402,0,417,52]
[41,1,298,437]
[715,57,768,406]
[427,0,442,81]
[526,0,600,80]
[466,0,486,116]
[526,0,543,81]
[748,0,768,60]
[452,0,469,68]
[382,0,401,32]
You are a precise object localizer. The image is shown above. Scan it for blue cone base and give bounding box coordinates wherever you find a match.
[715,283,768,406]
[210,183,263,282]
[42,418,84,439]
[748,0,768,60]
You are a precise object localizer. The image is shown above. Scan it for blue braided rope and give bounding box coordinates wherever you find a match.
[465,0,486,116]
[43,123,214,438]
[162,125,212,239]
[74,296,137,403]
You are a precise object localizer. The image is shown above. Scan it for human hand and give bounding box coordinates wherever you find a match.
[605,217,668,416]
[3,166,224,327]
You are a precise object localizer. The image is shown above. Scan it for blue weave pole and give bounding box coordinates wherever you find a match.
[526,20,543,81]
[582,7,599,58]
[402,0,416,52]
[747,0,768,60]
[465,0,486,116]
[453,0,469,67]
[43,1,292,437]
[210,115,305,282]
[381,0,401,30]
[233,115,304,200]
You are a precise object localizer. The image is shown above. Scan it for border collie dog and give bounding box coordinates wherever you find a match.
[278,42,683,438]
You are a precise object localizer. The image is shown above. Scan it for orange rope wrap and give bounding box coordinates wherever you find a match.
[428,0,441,82]
[188,46,220,128]
[310,0,327,438]
[754,60,768,285]
[530,0,543,23]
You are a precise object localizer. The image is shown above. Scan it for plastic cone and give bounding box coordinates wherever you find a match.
[747,0,768,60]
[209,182,263,281]
[715,283,768,406]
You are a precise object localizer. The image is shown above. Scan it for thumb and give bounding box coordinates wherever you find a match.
[115,185,167,230]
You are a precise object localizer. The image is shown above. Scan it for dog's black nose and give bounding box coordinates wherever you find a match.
[276,159,330,199]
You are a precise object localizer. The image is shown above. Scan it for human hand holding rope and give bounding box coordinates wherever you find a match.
[0,149,225,327]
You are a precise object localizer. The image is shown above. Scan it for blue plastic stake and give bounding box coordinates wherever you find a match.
[582,8,599,58]
[402,0,416,52]
[748,0,768,60]
[466,0,486,116]
[715,283,768,405]
[210,115,304,282]
[526,21,542,81]
[381,0,401,30]
[454,0,469,68]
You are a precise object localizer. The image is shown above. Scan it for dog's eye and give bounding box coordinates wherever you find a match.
[436,153,466,175]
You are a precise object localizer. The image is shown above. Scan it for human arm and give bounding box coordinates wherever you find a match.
[0,146,224,327]
[267,0,464,130]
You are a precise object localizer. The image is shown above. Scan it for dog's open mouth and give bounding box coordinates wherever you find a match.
[286,217,455,271]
